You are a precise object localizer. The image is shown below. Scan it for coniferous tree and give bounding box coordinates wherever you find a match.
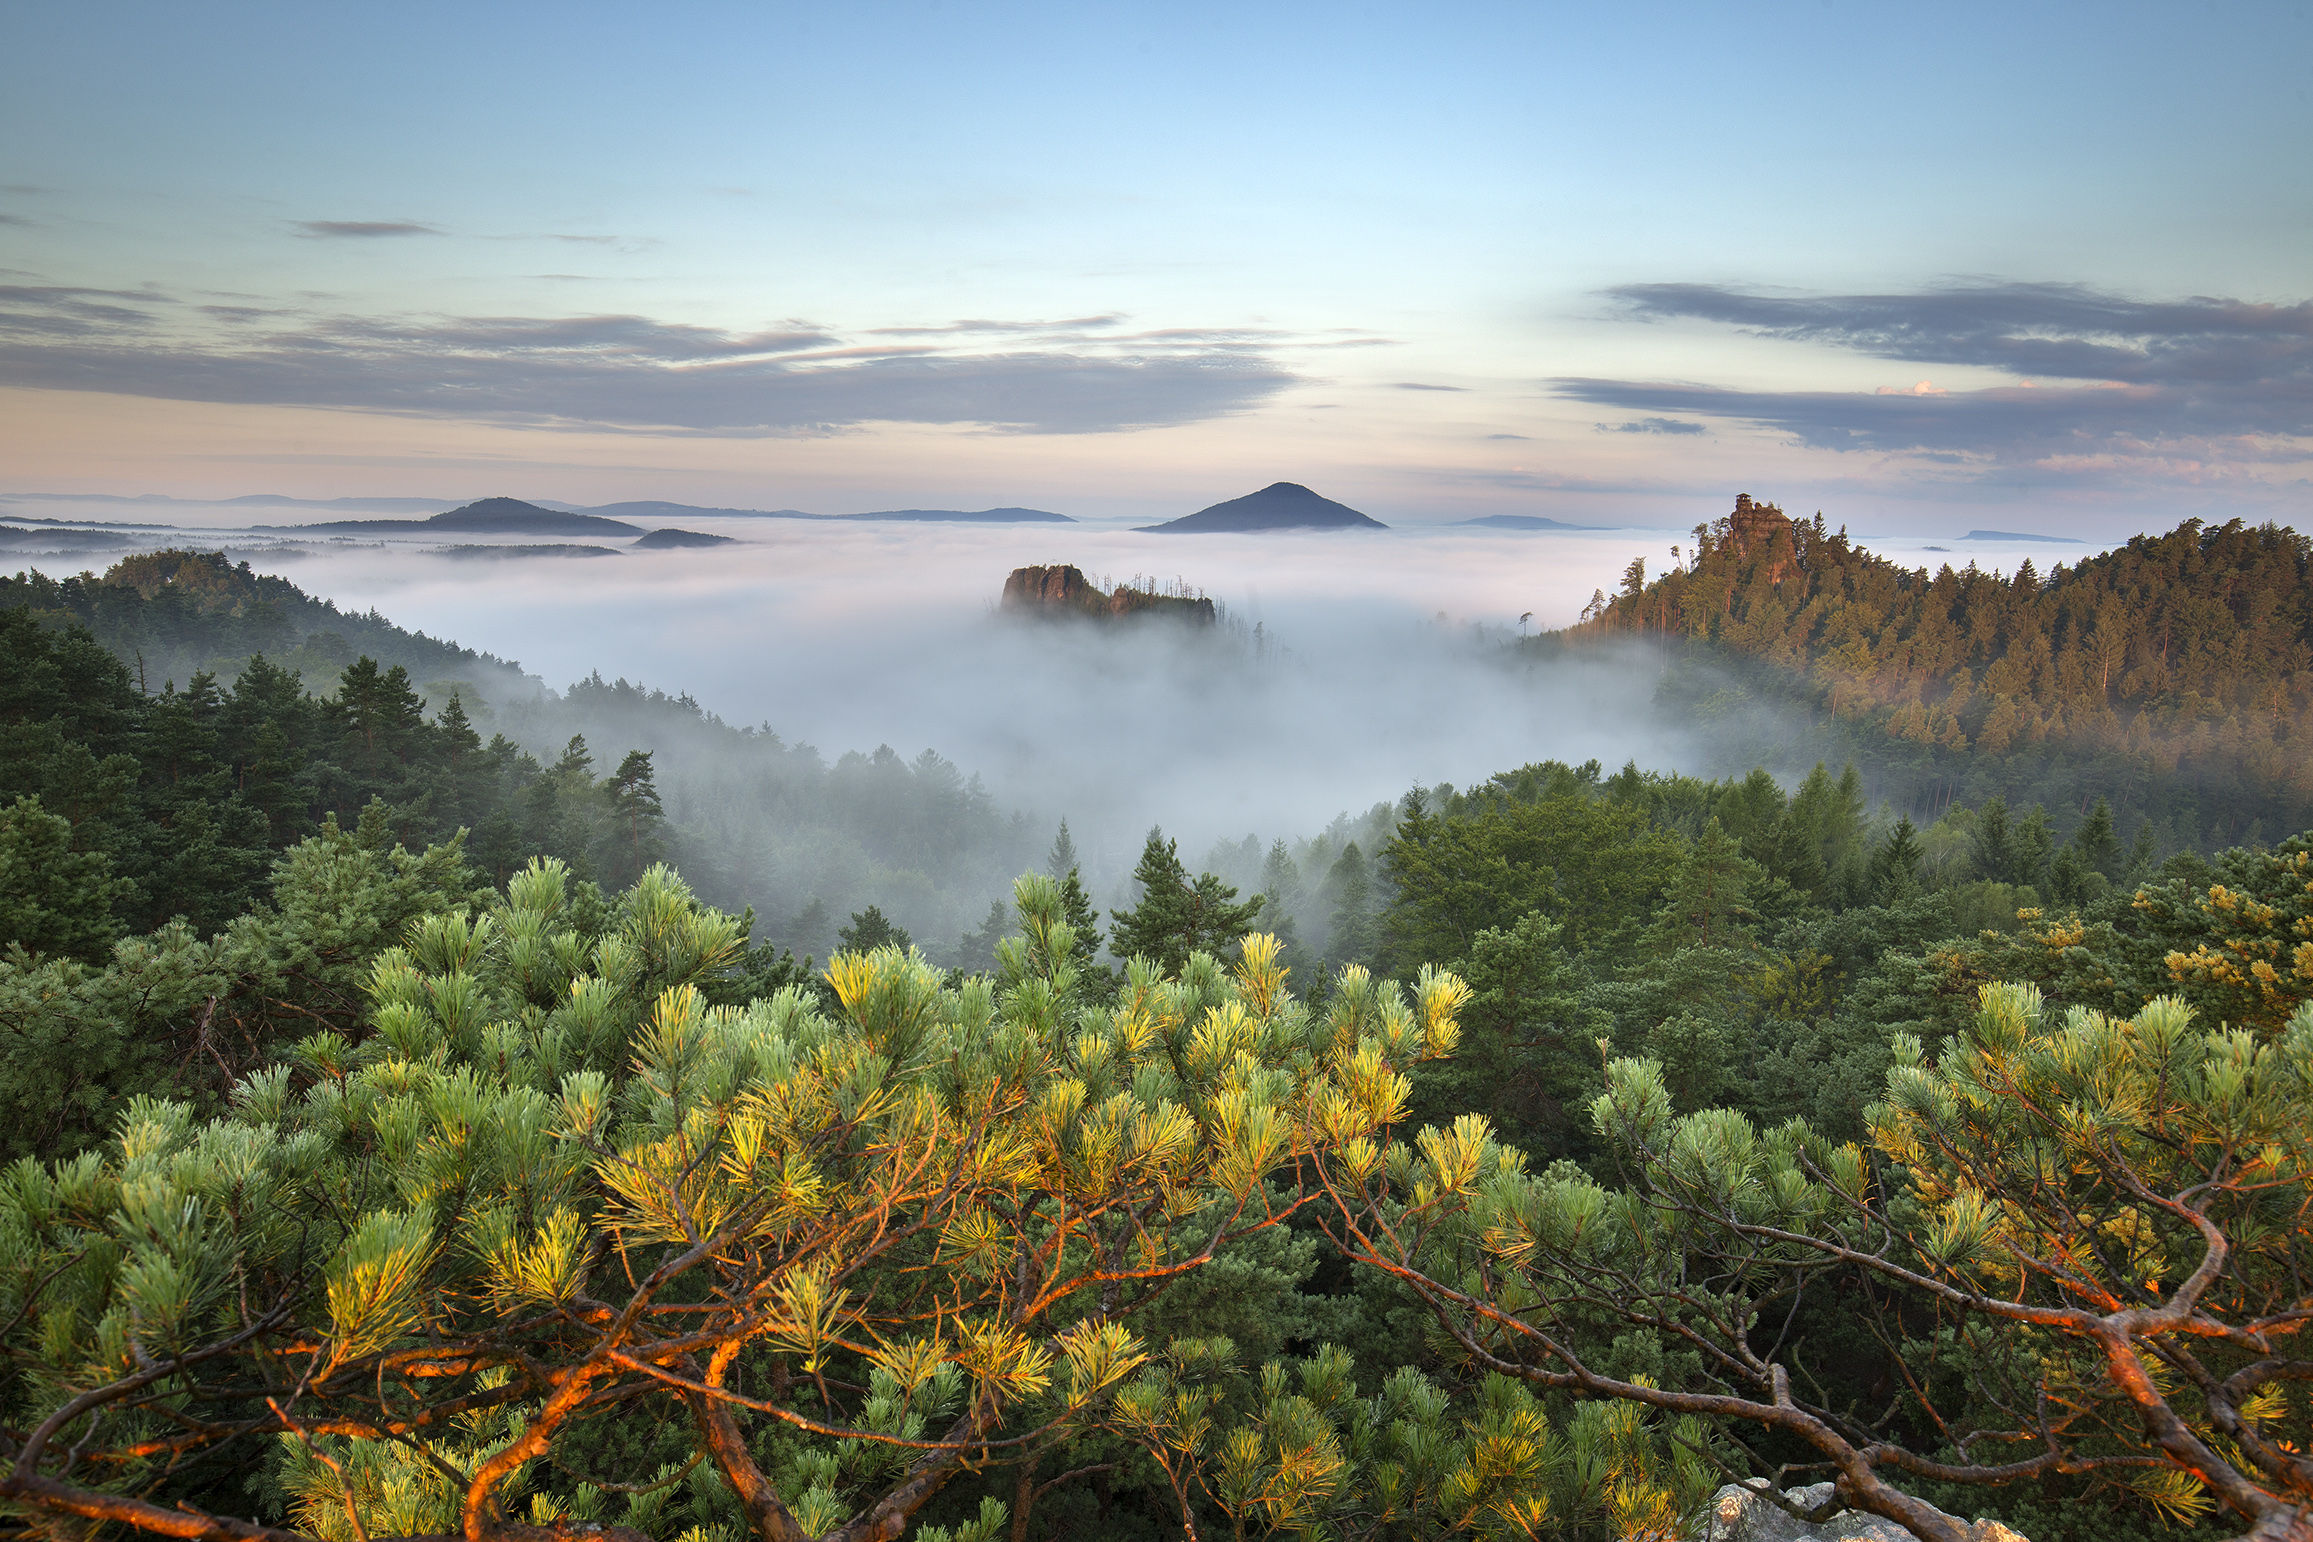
[1046,817,1080,878]
[1054,865,1105,968]
[1870,815,1926,903]
[950,898,1011,974]
[602,748,665,888]
[1971,795,2019,883]
[0,796,131,962]
[2073,796,2122,879]
[783,896,832,958]
[1650,818,1760,951]
[2125,822,2159,880]
[838,903,912,953]
[1322,840,1375,967]
[1107,827,1262,973]
[1254,836,1319,987]
[2011,805,2056,889]
[2046,842,2097,908]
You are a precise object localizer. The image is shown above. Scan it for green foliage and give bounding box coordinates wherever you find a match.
[837,902,912,953]
[1382,770,1683,969]
[1332,984,2313,1542]
[1,557,1049,951]
[1108,1340,1716,1540]
[0,866,1464,1542]
[1108,826,1265,974]
[1558,504,2313,835]
[0,794,131,961]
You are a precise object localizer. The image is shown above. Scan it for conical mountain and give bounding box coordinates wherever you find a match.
[1138,482,1387,533]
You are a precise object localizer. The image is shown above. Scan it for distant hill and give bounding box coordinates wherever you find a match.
[264,498,644,537]
[1456,515,1610,532]
[632,527,739,550]
[0,526,135,551]
[1138,482,1387,533]
[0,547,533,699]
[854,507,1074,524]
[1963,529,2083,544]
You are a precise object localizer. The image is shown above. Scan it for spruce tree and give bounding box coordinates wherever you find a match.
[950,898,1011,974]
[1971,795,2018,883]
[1322,840,1374,966]
[1108,827,1262,974]
[1650,817,1760,951]
[1869,815,1926,903]
[2073,796,2121,879]
[1054,865,1104,966]
[784,896,832,958]
[2011,805,2056,889]
[1046,817,1080,878]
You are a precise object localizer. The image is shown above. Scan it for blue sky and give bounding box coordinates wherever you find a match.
[2,0,2307,531]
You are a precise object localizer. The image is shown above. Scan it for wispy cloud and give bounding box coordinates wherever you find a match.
[1392,381,1466,392]
[295,220,442,239]
[1561,280,2313,489]
[871,315,1126,336]
[1597,416,1704,434]
[0,289,1302,435]
[0,284,173,338]
[0,214,33,227]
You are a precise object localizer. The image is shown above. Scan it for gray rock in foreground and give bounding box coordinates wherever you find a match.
[1696,1482,2028,1542]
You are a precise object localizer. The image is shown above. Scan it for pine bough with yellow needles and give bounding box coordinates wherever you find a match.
[0,865,1466,1542]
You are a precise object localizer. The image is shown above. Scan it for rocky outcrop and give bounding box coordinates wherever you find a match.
[1695,1483,2028,1542]
[1000,565,1216,625]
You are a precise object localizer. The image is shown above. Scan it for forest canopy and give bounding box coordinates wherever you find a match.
[6,530,2313,1542]
[1551,500,2313,849]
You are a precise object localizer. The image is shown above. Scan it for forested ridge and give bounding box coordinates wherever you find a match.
[0,551,1037,950]
[1551,499,2313,844]
[5,543,2313,1542]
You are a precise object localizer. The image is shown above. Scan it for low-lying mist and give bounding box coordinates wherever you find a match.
[250,520,1693,881]
[15,501,2102,949]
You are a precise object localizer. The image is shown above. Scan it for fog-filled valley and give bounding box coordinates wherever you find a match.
[10,488,2313,1542]
[0,498,1736,947]
[5,489,2179,947]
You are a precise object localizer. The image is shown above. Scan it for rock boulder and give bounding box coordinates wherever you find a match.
[1695,1482,2028,1542]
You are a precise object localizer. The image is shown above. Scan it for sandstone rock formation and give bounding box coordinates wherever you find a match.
[1000,564,1217,624]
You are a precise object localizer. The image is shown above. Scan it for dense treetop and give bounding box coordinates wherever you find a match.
[1554,500,2313,838]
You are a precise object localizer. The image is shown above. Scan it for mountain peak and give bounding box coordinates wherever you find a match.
[1138,482,1387,533]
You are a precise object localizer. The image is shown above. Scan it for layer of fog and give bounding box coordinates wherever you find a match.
[5,491,2139,936]
[240,521,1691,865]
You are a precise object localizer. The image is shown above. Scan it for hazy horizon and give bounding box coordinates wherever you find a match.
[4,2,2305,535]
